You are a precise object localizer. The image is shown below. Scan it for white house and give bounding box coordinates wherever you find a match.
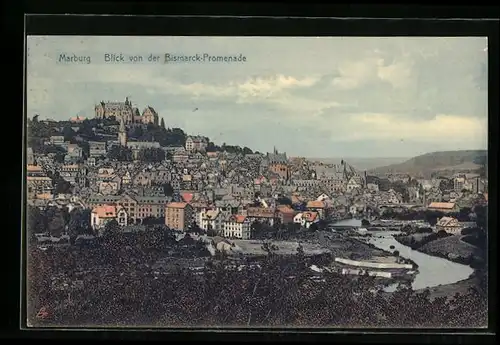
[436,216,462,235]
[90,205,128,232]
[316,193,330,202]
[223,215,251,239]
[293,212,303,225]
[294,211,319,229]
[200,209,223,233]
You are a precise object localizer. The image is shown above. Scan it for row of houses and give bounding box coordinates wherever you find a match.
[87,195,334,239]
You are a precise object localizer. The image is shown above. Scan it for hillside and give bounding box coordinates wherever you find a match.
[309,157,409,171]
[369,150,487,177]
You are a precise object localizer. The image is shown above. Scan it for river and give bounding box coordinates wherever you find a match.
[331,219,474,292]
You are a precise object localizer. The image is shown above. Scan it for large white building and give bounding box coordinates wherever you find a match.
[223,215,251,239]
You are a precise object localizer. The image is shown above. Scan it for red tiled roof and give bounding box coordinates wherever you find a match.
[234,215,246,223]
[167,202,188,209]
[306,200,325,209]
[428,202,456,209]
[181,192,194,203]
[277,205,295,214]
[92,205,117,218]
[247,207,274,218]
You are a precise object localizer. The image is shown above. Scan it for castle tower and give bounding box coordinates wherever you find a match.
[118,116,127,147]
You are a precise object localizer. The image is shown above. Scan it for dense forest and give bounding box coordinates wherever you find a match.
[27,241,487,328]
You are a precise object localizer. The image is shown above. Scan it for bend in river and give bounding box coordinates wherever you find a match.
[331,219,474,291]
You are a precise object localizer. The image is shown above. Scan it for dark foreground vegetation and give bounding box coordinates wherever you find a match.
[27,243,487,328]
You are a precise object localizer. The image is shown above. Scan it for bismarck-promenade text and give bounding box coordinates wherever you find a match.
[165,53,247,63]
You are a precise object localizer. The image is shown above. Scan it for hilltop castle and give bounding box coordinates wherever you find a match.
[94,97,159,125]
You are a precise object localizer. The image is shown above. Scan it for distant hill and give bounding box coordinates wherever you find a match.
[368,150,487,177]
[308,157,409,171]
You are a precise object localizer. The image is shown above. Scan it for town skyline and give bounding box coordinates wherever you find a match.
[27,36,488,158]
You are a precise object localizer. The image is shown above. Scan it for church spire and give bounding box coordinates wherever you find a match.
[118,116,127,147]
[119,116,126,132]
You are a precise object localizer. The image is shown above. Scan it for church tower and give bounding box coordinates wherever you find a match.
[118,116,127,147]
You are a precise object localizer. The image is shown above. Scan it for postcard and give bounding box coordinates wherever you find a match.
[25,35,488,329]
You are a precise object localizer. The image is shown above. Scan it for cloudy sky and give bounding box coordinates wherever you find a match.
[26,36,488,158]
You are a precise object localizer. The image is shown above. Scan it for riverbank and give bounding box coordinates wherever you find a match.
[394,233,485,268]
[416,276,478,301]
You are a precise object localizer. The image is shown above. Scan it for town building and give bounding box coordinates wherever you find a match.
[27,175,53,199]
[427,202,459,213]
[69,115,87,123]
[266,148,289,180]
[90,205,128,232]
[95,97,134,123]
[435,216,462,235]
[127,141,161,160]
[165,202,194,231]
[88,141,107,157]
[306,200,327,219]
[118,117,127,147]
[27,147,35,165]
[95,97,159,125]
[141,106,159,126]
[59,164,81,184]
[185,136,208,152]
[223,215,251,239]
[246,207,276,226]
[199,209,225,234]
[85,193,170,224]
[293,211,319,229]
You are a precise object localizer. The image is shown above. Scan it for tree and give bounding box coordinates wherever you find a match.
[142,216,164,226]
[309,223,319,231]
[474,205,487,230]
[361,219,371,226]
[243,147,253,155]
[160,118,166,129]
[68,208,92,239]
[206,142,220,152]
[162,183,174,197]
[79,119,97,139]
[131,126,144,139]
[62,126,77,142]
[107,146,133,161]
[103,219,121,238]
[189,222,203,235]
[439,179,454,192]
[46,208,65,237]
[78,141,90,158]
[54,177,72,195]
[27,205,47,237]
[393,250,400,262]
[276,196,292,206]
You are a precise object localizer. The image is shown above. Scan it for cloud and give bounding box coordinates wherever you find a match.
[25,36,488,157]
[320,113,487,145]
[332,55,414,90]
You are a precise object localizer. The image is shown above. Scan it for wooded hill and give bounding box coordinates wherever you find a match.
[369,150,487,178]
